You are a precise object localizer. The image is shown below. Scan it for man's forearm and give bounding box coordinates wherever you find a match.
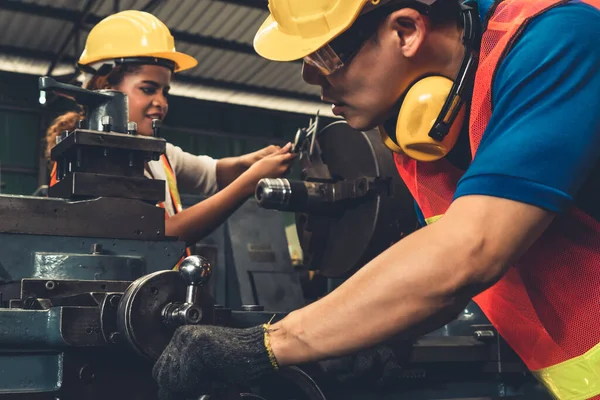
[268,195,554,366]
[268,217,479,365]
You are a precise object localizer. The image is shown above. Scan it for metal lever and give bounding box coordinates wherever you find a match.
[161,255,212,327]
[39,76,129,134]
[39,76,113,105]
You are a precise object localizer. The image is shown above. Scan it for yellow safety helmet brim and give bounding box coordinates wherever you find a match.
[78,51,198,73]
[150,51,198,73]
[253,0,369,62]
[78,10,198,73]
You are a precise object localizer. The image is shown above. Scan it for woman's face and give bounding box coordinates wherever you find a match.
[114,65,172,136]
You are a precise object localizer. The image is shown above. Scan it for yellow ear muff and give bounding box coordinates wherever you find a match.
[378,76,466,162]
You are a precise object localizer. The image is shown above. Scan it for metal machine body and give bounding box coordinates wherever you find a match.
[0,78,317,399]
[0,77,186,399]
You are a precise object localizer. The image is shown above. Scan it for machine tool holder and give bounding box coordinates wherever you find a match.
[39,76,167,203]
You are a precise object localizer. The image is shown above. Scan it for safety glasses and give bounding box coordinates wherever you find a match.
[303,0,431,75]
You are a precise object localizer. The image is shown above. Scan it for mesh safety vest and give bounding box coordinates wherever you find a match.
[394,1,600,399]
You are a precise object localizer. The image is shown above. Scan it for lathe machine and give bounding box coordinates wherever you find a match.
[0,77,551,399]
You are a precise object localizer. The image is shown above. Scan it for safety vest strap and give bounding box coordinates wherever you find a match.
[532,342,600,400]
[395,1,600,398]
[159,154,192,270]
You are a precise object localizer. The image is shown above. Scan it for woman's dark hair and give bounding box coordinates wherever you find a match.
[44,63,141,162]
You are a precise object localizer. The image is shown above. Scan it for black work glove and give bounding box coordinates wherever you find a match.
[152,324,278,400]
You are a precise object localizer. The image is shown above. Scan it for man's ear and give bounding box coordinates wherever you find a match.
[386,8,427,59]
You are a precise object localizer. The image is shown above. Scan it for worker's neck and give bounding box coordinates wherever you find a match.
[421,24,466,81]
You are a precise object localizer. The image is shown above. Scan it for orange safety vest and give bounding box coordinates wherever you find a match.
[50,156,191,270]
[394,1,600,399]
[157,154,192,270]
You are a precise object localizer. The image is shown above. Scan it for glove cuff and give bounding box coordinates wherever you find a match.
[262,322,280,371]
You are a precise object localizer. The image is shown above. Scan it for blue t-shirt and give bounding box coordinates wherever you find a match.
[451,0,600,215]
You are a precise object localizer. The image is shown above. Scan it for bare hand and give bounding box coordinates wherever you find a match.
[239,144,281,168]
[241,143,295,193]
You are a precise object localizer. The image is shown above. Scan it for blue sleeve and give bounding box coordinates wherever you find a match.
[454,2,600,213]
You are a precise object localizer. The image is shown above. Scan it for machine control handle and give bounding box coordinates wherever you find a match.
[39,76,129,134]
[39,76,113,105]
[162,255,212,327]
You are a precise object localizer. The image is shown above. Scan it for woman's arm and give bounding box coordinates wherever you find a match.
[166,145,295,244]
[216,145,281,189]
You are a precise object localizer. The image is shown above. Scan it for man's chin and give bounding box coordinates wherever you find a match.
[344,115,378,132]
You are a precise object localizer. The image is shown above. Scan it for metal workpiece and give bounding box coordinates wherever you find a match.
[262,120,418,278]
[255,178,292,209]
[255,177,390,212]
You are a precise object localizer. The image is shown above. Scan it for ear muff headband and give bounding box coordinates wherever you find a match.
[379,2,480,161]
[429,3,478,142]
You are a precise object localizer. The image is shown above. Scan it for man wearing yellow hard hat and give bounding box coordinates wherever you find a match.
[153,1,600,399]
[46,10,295,249]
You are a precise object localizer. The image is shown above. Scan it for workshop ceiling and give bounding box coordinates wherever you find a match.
[0,0,334,117]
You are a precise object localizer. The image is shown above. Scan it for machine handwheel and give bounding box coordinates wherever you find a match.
[117,268,215,361]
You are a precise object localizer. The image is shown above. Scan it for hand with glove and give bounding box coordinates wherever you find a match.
[152,324,279,400]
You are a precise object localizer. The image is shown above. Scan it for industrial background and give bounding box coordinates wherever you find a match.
[0,0,337,196]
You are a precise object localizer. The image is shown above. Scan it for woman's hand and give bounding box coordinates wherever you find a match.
[239,144,282,168]
[166,143,295,245]
[216,144,286,189]
[240,143,296,194]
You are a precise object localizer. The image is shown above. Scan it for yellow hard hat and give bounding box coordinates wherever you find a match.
[254,0,372,61]
[78,10,197,73]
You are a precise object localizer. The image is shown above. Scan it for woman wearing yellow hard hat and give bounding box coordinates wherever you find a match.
[45,10,295,245]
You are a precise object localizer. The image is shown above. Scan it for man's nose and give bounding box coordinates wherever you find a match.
[302,61,328,86]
